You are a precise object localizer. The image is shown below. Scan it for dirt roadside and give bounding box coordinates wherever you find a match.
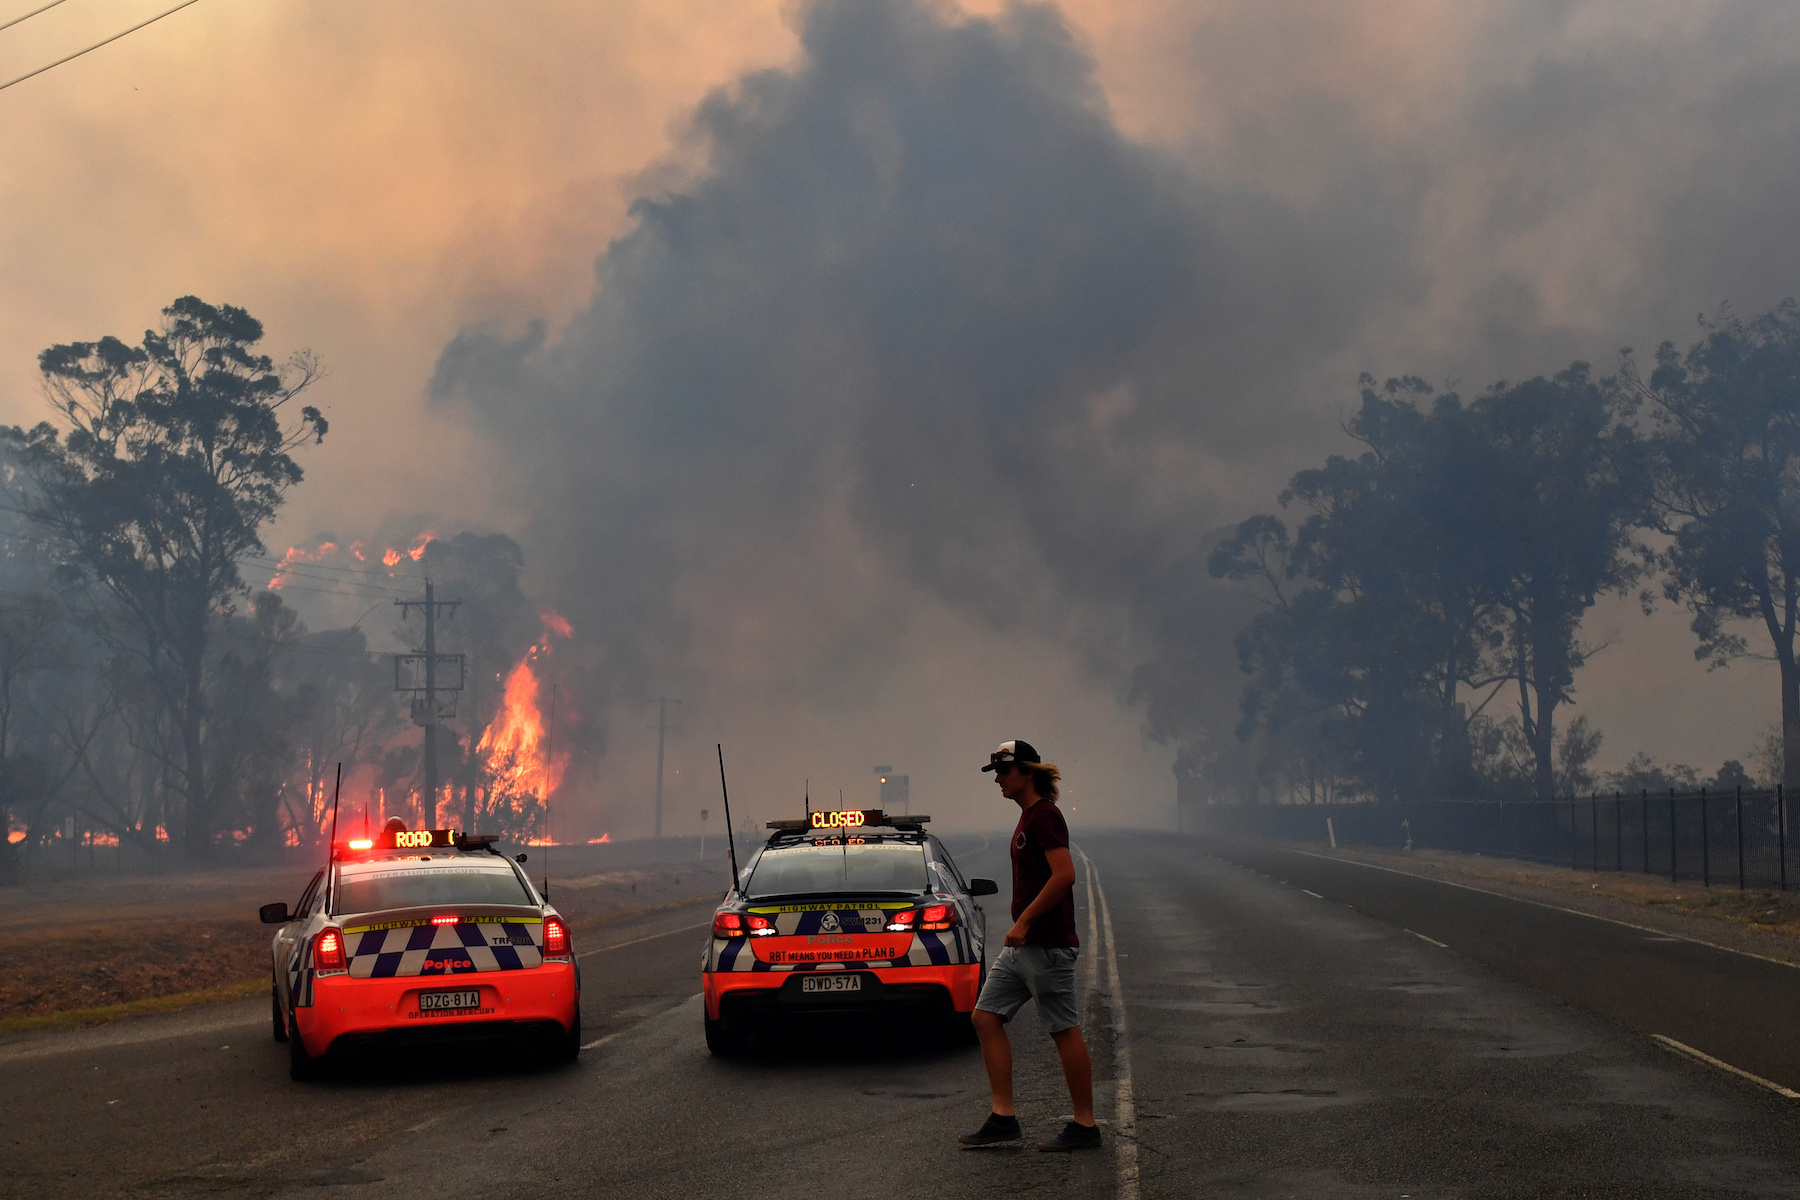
[0,838,733,1032]
[1236,835,1800,965]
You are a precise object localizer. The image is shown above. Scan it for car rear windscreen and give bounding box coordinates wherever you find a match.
[336,864,534,913]
[746,842,927,898]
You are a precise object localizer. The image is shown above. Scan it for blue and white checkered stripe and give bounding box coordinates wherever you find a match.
[344,921,544,977]
[707,925,971,973]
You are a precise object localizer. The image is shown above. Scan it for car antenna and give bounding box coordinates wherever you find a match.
[543,683,556,901]
[325,762,342,908]
[716,744,742,896]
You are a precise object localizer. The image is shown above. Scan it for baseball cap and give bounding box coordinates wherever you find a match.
[981,739,1041,772]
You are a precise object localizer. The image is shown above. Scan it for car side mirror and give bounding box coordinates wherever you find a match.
[514,853,528,863]
[967,878,999,897]
[259,902,291,925]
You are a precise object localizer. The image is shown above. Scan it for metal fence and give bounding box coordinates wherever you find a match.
[1196,787,1795,890]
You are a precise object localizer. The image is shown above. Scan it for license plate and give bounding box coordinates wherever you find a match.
[418,989,481,1012]
[801,974,862,994]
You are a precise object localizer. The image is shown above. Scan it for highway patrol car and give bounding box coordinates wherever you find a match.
[261,823,579,1079]
[701,809,997,1054]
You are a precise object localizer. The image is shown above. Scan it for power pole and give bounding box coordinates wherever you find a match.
[654,696,681,838]
[395,582,463,827]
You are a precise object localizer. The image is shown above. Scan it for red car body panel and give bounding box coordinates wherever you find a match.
[292,962,577,1056]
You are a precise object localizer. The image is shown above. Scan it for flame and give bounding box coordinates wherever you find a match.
[476,622,569,804]
[379,532,436,572]
[588,834,611,844]
[541,607,573,639]
[350,540,366,561]
[268,540,339,589]
[6,829,24,844]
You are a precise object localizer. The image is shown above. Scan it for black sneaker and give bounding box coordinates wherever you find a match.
[1037,1121,1102,1152]
[958,1113,1023,1146]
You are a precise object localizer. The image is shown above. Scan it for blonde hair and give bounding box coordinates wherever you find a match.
[1028,761,1061,803]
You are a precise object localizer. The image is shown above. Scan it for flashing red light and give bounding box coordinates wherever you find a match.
[746,915,776,936]
[920,903,956,931]
[712,912,745,938]
[347,838,373,851]
[886,910,916,931]
[542,915,571,957]
[313,928,347,970]
[431,915,459,926]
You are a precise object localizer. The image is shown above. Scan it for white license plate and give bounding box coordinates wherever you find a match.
[800,974,862,994]
[418,989,481,1012]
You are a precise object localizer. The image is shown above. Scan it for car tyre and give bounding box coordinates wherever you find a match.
[271,983,288,1043]
[704,1013,746,1056]
[288,1009,326,1081]
[556,1009,582,1062]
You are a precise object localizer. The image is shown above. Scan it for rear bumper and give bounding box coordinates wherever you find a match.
[295,963,577,1057]
[704,962,981,1022]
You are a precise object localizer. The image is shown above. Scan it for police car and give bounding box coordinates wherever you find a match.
[701,808,997,1054]
[261,822,579,1079]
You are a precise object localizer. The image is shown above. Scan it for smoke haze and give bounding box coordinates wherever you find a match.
[5,0,1800,835]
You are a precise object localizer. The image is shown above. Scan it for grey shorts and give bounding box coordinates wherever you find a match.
[974,945,1081,1032]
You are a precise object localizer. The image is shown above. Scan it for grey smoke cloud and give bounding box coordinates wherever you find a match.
[428,0,1800,821]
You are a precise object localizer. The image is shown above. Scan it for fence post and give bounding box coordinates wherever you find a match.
[1736,784,1745,891]
[1591,793,1599,872]
[1569,795,1577,869]
[1701,787,1710,888]
[1780,784,1788,893]
[1615,791,1623,872]
[1670,789,1678,883]
[1641,789,1649,874]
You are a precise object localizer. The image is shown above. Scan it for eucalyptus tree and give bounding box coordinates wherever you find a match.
[1639,299,1800,787]
[1,297,326,858]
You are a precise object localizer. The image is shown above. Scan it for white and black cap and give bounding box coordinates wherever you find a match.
[981,739,1042,772]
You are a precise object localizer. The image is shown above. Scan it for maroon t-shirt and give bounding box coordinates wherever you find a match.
[1010,800,1078,948]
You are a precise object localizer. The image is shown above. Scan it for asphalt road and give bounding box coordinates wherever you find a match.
[6,831,1800,1198]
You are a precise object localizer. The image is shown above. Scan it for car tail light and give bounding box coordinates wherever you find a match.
[886,910,916,932]
[713,912,745,938]
[313,928,347,971]
[746,915,777,936]
[920,903,956,931]
[431,914,459,926]
[542,916,571,958]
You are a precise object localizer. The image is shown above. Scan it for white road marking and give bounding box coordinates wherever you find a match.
[1077,847,1138,1200]
[1651,1034,1800,1099]
[1271,845,1800,970]
[575,921,711,961]
[1406,930,1448,949]
[1301,889,1323,899]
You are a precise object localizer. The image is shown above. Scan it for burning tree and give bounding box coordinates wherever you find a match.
[467,614,570,841]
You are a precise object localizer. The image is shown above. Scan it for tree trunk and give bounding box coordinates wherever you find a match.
[181,653,209,861]
[1783,655,1800,792]
[1531,685,1558,800]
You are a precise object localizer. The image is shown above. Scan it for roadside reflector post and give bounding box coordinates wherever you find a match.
[1326,816,1336,850]
[1591,793,1599,873]
[1642,789,1649,875]
[1615,791,1623,873]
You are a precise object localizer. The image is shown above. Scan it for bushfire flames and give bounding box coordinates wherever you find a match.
[475,612,573,803]
[267,533,435,588]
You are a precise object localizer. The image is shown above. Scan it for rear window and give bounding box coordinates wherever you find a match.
[335,864,534,913]
[745,842,927,898]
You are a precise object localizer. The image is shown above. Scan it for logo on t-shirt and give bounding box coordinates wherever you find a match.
[1013,831,1027,850]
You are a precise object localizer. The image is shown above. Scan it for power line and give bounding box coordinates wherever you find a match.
[0,0,71,34]
[0,0,202,94]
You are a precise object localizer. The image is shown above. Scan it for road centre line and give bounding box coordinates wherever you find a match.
[1078,847,1139,1200]
[575,921,711,962]
[1243,844,1800,971]
[1406,929,1449,949]
[1651,1034,1800,1100]
[1301,889,1323,899]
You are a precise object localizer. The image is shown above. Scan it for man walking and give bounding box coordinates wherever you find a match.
[958,739,1100,1152]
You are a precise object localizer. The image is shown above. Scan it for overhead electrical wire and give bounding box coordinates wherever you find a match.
[0,0,72,34]
[0,0,202,94]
